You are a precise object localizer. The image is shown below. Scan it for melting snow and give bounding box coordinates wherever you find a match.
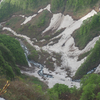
[19,15,25,18]
[0,97,5,100]
[42,13,63,33]
[2,5,100,88]
[21,4,51,25]
[42,10,97,77]
[0,0,3,4]
[38,4,51,13]
[94,64,100,73]
[21,14,37,25]
[2,27,40,51]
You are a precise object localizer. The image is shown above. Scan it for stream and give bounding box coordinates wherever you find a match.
[19,40,53,78]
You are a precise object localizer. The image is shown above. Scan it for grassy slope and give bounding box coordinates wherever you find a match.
[71,13,100,80]
[48,74,100,100]
[73,38,100,80]
[72,13,100,50]
[0,76,50,100]
[72,13,100,79]
[0,0,50,22]
[51,0,100,19]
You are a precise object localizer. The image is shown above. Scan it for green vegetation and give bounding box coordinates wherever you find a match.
[0,0,50,22]
[66,0,99,11]
[72,13,100,80]
[48,83,79,100]
[14,10,52,40]
[48,74,100,100]
[34,10,49,28]
[74,38,100,79]
[0,1,21,22]
[28,49,39,62]
[0,34,28,79]
[80,74,100,100]
[0,77,50,100]
[73,13,100,49]
[51,0,99,13]
[0,34,28,65]
[78,51,91,61]
[1,73,100,100]
[51,0,66,12]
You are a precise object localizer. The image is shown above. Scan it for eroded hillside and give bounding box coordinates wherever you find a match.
[0,0,100,100]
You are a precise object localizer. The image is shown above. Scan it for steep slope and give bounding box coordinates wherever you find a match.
[0,35,28,79]
[0,0,100,90]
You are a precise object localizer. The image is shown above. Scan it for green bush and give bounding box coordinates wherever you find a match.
[28,49,39,62]
[66,0,99,11]
[51,0,66,12]
[80,74,100,100]
[0,0,50,22]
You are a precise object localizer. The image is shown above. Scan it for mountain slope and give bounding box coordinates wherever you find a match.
[0,0,100,99]
[0,34,28,79]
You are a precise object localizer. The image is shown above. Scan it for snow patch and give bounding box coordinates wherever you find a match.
[94,64,100,74]
[39,39,45,42]
[38,4,51,13]
[52,57,56,61]
[42,13,63,33]
[2,27,40,51]
[2,9,99,89]
[21,67,80,88]
[0,0,4,4]
[21,4,51,25]
[19,15,25,18]
[0,97,5,100]
[42,10,97,76]
[21,14,37,25]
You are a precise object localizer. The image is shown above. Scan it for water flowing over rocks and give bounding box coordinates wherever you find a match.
[20,40,53,78]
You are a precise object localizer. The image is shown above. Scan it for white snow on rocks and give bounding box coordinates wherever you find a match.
[42,10,96,34]
[42,10,97,77]
[42,13,64,33]
[21,14,37,25]
[19,15,25,18]
[21,4,51,25]
[0,97,5,100]
[2,27,40,51]
[0,0,4,4]
[94,64,100,74]
[38,4,51,13]
[99,8,100,11]
[21,67,80,88]
[2,6,100,89]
